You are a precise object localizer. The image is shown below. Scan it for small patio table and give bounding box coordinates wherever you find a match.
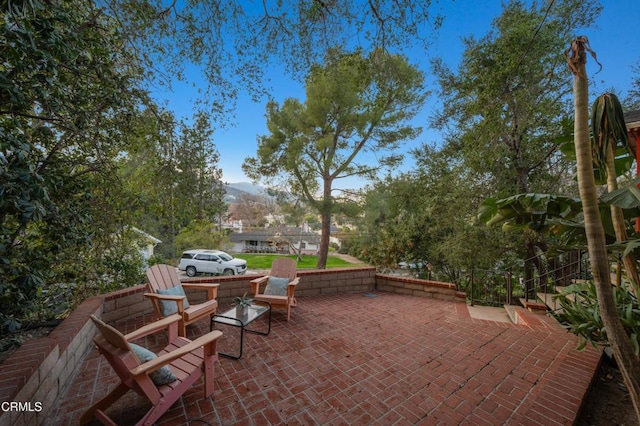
[210,301,271,359]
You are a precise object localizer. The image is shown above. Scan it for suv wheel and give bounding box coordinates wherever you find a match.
[222,269,234,276]
[186,266,197,277]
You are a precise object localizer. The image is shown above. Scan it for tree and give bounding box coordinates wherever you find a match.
[567,36,640,422]
[0,1,146,330]
[355,145,518,281]
[243,49,425,268]
[227,194,270,228]
[119,108,226,259]
[627,60,640,109]
[175,112,226,224]
[432,0,600,197]
[430,0,600,288]
[96,0,441,115]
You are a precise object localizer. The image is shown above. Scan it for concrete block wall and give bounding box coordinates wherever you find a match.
[185,266,377,302]
[375,274,458,300]
[185,274,258,303]
[101,285,154,324]
[297,267,376,296]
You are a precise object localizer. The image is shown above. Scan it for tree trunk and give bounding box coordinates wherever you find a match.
[316,179,332,269]
[569,38,640,422]
[317,211,331,269]
[605,143,640,290]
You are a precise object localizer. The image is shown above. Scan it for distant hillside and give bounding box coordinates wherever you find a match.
[226,182,266,196]
[223,182,272,203]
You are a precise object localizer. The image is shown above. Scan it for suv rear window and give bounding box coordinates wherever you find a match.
[181,252,195,259]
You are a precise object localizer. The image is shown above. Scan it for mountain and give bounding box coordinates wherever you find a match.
[225,182,266,196]
[223,182,272,203]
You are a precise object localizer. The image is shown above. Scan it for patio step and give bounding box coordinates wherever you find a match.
[536,292,560,312]
[466,304,513,323]
[504,304,519,324]
[536,290,585,314]
[520,297,548,313]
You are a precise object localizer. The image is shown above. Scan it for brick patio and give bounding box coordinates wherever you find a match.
[49,291,601,425]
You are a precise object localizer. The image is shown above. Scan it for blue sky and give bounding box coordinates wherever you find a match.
[154,0,639,187]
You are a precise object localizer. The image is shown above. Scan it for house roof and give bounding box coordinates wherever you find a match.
[131,226,162,244]
[625,110,640,131]
[229,227,320,244]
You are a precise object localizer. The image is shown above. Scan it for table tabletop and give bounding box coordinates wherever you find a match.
[214,303,269,327]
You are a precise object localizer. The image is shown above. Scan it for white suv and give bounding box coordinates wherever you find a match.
[178,250,247,277]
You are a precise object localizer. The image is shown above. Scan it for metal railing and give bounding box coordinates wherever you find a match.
[462,251,588,308]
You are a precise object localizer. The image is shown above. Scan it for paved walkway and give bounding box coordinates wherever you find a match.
[51,292,601,425]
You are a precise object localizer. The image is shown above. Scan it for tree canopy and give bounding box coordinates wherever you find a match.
[432,0,600,197]
[94,0,441,116]
[1,1,147,329]
[244,48,425,268]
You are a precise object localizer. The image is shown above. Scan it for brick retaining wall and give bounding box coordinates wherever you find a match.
[0,296,103,426]
[0,267,455,425]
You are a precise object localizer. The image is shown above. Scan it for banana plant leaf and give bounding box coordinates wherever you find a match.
[600,175,640,211]
[557,126,634,185]
[479,194,582,232]
[479,192,633,251]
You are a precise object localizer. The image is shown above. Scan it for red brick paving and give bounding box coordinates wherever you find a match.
[51,292,601,425]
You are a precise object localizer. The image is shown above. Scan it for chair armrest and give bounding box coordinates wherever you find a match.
[251,276,268,295]
[182,282,219,300]
[143,292,186,316]
[124,314,182,342]
[181,283,219,289]
[250,276,268,285]
[287,277,299,298]
[144,293,186,301]
[130,330,223,377]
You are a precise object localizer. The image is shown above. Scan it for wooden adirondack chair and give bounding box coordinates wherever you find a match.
[145,264,219,336]
[80,314,222,426]
[250,257,299,321]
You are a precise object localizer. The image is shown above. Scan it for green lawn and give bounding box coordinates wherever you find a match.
[234,253,358,269]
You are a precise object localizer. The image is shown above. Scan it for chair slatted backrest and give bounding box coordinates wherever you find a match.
[147,264,180,292]
[89,315,140,383]
[270,257,297,281]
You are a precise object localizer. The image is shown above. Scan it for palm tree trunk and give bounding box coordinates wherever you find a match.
[569,37,640,422]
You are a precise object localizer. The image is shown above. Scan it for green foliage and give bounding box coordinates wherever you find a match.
[0,1,146,334]
[147,254,167,267]
[432,0,599,197]
[340,1,602,283]
[174,220,229,254]
[97,0,440,115]
[479,194,583,231]
[244,48,425,268]
[554,281,640,355]
[118,109,226,260]
[233,292,253,307]
[591,93,631,172]
[354,144,518,281]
